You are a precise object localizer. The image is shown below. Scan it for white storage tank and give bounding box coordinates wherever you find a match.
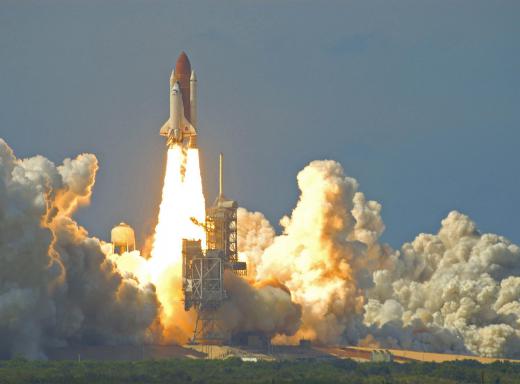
[111,222,136,254]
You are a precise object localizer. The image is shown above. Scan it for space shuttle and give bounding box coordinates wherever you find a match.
[160,52,198,148]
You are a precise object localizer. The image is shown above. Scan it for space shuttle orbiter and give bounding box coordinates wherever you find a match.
[160,51,198,148]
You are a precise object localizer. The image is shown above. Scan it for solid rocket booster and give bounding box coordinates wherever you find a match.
[190,70,197,134]
[160,51,198,148]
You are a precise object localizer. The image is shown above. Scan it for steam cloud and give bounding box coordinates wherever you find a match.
[218,272,302,338]
[366,211,520,357]
[238,160,520,358]
[0,139,158,359]
[1,135,519,359]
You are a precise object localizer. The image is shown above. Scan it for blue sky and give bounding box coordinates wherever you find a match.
[0,0,518,247]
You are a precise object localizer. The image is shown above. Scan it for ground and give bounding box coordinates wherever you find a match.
[1,358,520,384]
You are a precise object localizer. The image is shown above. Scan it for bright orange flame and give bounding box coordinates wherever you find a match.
[147,145,206,337]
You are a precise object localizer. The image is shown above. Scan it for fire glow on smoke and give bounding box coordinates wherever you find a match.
[1,136,520,359]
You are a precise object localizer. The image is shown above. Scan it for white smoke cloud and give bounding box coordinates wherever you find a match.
[0,139,159,359]
[237,208,275,278]
[220,272,302,337]
[368,211,520,357]
[238,160,520,357]
[3,134,519,359]
[240,161,367,344]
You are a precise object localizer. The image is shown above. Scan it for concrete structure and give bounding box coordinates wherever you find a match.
[371,349,394,362]
[159,52,198,148]
[231,332,270,349]
[111,222,136,254]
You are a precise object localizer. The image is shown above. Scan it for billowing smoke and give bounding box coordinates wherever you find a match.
[238,160,520,358]
[220,272,302,337]
[0,139,158,359]
[240,161,368,344]
[366,211,520,357]
[2,133,519,359]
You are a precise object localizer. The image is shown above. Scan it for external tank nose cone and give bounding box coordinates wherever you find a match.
[175,51,191,75]
[174,51,192,120]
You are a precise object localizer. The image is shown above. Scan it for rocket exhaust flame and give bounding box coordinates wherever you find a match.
[105,143,208,344]
[147,145,206,338]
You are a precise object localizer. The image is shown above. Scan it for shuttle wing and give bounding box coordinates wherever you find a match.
[160,120,170,136]
[182,117,196,136]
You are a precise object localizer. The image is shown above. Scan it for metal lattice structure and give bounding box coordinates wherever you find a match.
[182,153,247,344]
[183,242,227,343]
[206,197,246,276]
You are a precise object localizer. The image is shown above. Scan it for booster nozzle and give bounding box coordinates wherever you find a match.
[189,135,197,148]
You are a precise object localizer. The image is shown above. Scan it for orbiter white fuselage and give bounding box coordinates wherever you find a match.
[160,52,197,148]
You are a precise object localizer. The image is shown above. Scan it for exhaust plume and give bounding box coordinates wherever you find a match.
[220,272,302,337]
[2,133,518,359]
[366,211,520,357]
[238,159,520,357]
[240,161,369,344]
[0,139,158,359]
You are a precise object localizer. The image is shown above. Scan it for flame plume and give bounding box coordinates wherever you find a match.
[148,145,206,339]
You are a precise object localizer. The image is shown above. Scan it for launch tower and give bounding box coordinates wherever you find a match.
[182,153,246,344]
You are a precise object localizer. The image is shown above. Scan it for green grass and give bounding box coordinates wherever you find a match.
[0,357,518,384]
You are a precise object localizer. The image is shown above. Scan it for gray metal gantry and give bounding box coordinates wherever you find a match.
[182,240,227,343]
[182,153,246,344]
